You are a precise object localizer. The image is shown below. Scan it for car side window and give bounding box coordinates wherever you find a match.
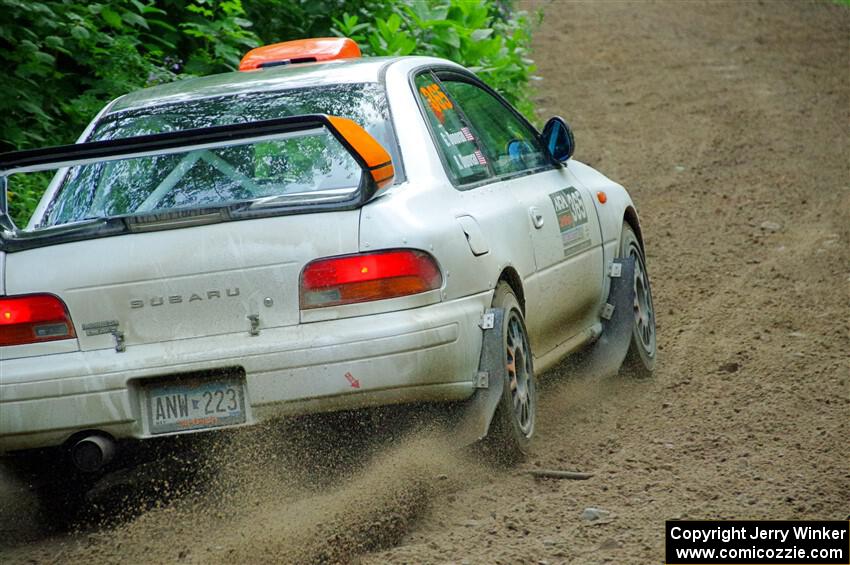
[414,73,490,185]
[441,79,549,176]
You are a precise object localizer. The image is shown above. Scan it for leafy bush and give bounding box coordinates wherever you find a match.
[1,0,538,227]
[0,0,258,151]
[333,1,538,119]
[1,0,261,225]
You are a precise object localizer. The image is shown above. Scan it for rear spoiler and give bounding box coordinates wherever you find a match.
[0,114,395,235]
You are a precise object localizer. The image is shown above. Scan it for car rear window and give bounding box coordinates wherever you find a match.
[36,83,401,228]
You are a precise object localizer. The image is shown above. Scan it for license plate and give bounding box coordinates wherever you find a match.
[144,376,246,435]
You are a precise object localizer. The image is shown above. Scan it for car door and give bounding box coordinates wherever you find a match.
[438,73,605,356]
[411,70,538,319]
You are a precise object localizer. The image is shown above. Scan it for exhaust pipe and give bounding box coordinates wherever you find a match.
[70,434,115,473]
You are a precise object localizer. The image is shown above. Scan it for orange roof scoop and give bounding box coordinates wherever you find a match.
[239,38,361,71]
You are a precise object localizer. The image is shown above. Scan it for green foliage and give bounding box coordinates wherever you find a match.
[333,1,539,119]
[243,0,375,44]
[0,0,259,152]
[1,0,538,227]
[6,174,50,227]
[1,0,260,225]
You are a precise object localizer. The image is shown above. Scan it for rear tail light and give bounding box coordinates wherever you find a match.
[0,294,77,346]
[300,249,442,309]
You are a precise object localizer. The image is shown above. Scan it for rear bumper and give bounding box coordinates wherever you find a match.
[0,292,490,453]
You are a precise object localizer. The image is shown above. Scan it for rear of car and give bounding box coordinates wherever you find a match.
[0,60,484,458]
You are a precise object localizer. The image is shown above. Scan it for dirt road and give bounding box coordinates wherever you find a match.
[1,1,847,563]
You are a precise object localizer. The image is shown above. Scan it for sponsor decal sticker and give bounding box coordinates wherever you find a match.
[419,83,453,123]
[440,126,476,146]
[454,151,488,170]
[549,187,592,257]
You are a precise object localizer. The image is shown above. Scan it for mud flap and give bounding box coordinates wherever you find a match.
[451,307,507,447]
[572,256,637,378]
[451,258,636,447]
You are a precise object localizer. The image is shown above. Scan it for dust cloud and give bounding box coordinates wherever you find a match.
[4,410,488,564]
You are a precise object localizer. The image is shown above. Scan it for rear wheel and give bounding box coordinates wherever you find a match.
[619,222,657,375]
[481,282,536,463]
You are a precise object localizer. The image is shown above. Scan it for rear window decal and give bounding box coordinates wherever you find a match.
[549,187,592,257]
[454,150,488,169]
[419,83,454,123]
[440,127,476,146]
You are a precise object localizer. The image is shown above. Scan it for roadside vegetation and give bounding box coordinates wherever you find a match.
[0,0,539,227]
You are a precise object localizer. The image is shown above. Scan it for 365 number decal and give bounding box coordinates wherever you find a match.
[419,83,453,122]
[549,187,592,257]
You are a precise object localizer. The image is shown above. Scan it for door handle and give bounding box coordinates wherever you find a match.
[529,207,545,229]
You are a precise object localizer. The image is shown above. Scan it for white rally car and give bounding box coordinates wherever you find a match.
[0,38,656,476]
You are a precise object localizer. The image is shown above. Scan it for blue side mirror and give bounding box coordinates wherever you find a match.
[541,116,575,163]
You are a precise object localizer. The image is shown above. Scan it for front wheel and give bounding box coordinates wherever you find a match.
[481,282,537,463]
[619,222,657,375]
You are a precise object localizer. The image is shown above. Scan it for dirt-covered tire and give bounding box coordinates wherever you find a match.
[481,282,537,464]
[619,222,657,376]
